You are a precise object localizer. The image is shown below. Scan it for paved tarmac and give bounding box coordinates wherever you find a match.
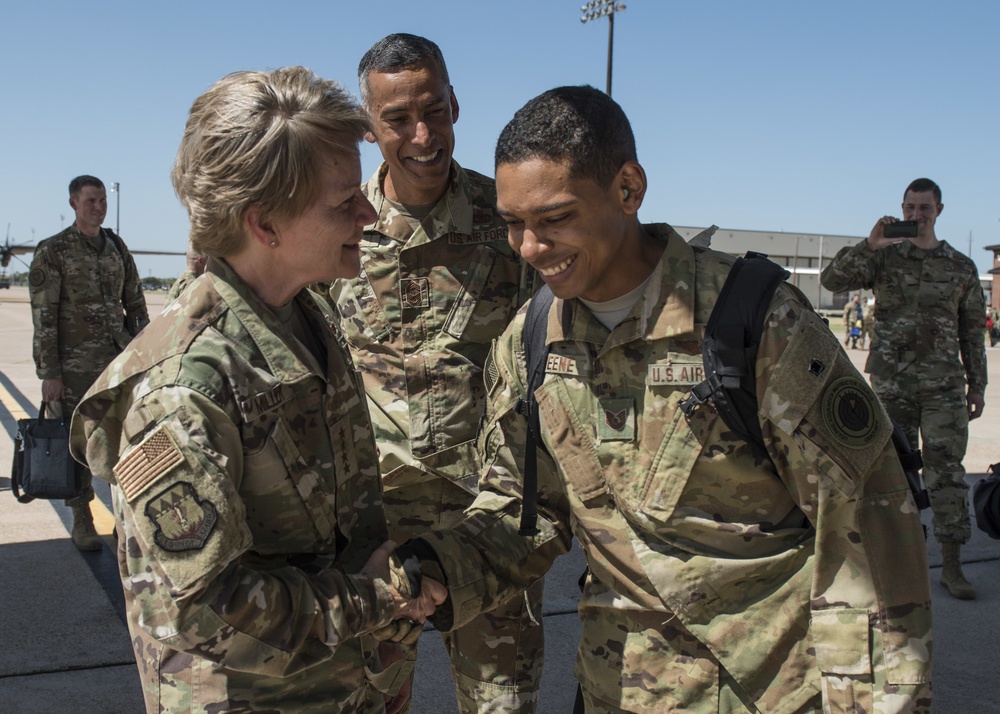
[0,285,997,713]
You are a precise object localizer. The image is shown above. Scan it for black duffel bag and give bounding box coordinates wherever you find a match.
[973,463,1000,540]
[10,403,80,503]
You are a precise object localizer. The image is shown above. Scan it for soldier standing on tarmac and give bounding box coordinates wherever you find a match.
[842,293,863,348]
[328,34,543,712]
[821,177,987,600]
[28,175,148,550]
[861,296,875,349]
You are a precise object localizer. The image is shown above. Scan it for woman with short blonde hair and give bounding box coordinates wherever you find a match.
[72,66,444,713]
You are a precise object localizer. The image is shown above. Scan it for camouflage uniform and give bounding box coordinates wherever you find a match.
[164,269,198,305]
[419,225,932,713]
[29,224,148,505]
[821,239,987,544]
[70,258,405,713]
[842,301,856,346]
[861,300,875,348]
[329,162,543,712]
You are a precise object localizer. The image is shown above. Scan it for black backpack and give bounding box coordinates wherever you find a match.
[516,251,927,536]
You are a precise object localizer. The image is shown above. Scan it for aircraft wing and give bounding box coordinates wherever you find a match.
[3,243,184,268]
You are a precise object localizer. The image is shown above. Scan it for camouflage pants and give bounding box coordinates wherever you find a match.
[384,479,544,714]
[861,322,873,348]
[871,374,970,544]
[46,371,100,508]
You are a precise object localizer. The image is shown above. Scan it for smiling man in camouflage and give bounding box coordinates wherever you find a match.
[822,177,987,600]
[328,34,542,712]
[29,175,148,550]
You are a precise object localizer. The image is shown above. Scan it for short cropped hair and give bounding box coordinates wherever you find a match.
[171,66,368,258]
[69,175,104,197]
[358,33,450,106]
[905,178,942,204]
[495,86,637,189]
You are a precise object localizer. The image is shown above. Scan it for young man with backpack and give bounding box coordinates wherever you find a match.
[400,86,932,712]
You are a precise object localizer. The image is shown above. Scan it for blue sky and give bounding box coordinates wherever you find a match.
[2,0,997,278]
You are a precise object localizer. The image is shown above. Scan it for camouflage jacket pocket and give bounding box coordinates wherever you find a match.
[242,418,335,551]
[616,388,707,525]
[443,245,522,344]
[811,608,875,714]
[811,608,871,676]
[858,487,933,685]
[330,278,389,348]
[874,269,916,313]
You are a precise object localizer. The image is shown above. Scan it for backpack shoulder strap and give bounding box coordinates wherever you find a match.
[680,251,789,456]
[100,227,134,308]
[101,227,127,257]
[681,252,930,510]
[517,284,554,536]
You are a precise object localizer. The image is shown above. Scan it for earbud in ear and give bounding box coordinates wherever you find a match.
[622,188,630,200]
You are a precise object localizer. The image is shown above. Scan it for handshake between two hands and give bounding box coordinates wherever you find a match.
[362,540,448,645]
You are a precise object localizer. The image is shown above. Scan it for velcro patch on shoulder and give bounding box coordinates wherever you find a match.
[763,321,842,434]
[114,424,185,502]
[144,481,218,552]
[29,268,46,287]
[821,377,883,449]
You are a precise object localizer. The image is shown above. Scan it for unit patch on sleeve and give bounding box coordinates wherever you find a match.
[821,376,882,449]
[145,481,218,552]
[114,424,185,502]
[28,268,46,287]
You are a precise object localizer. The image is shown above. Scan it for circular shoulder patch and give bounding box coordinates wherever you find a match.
[29,268,46,287]
[821,376,881,449]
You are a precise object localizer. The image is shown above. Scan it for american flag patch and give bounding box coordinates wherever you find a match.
[115,425,185,502]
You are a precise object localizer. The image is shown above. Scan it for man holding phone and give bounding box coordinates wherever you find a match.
[821,177,987,600]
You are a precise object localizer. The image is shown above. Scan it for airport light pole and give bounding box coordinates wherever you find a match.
[111,182,120,234]
[580,1,627,97]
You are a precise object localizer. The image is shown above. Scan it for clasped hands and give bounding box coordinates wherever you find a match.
[363,540,447,645]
